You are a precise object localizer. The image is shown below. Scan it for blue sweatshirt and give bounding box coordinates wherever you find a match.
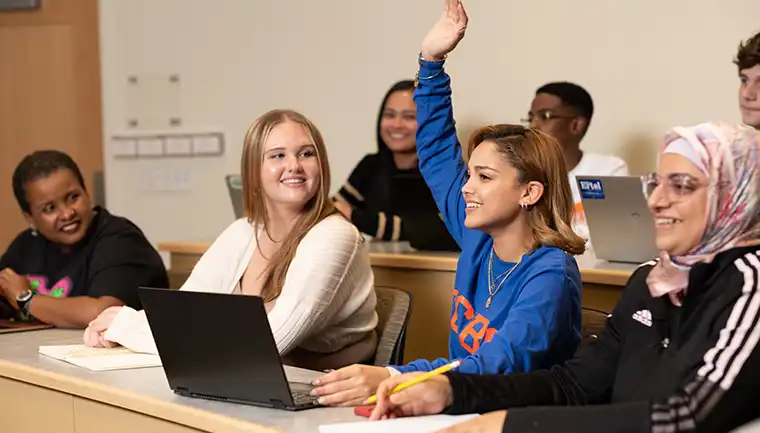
[392,60,582,375]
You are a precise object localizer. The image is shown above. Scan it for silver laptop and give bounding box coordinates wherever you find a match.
[576,175,658,264]
[225,174,244,219]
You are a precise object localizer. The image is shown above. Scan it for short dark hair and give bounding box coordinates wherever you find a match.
[536,82,594,123]
[735,30,760,71]
[12,150,86,213]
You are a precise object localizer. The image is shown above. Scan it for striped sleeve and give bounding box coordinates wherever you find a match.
[500,252,760,433]
[338,155,375,209]
[351,210,403,241]
[649,251,760,433]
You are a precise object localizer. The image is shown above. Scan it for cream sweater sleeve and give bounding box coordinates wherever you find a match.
[102,220,254,354]
[266,215,371,355]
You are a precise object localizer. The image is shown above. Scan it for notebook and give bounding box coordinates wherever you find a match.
[38,344,162,371]
[319,414,480,433]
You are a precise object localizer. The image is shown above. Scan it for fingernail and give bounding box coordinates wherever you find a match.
[317,397,325,405]
[323,369,334,373]
[312,379,320,385]
[309,389,317,396]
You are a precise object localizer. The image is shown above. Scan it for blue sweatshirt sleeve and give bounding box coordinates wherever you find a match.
[414,60,468,245]
[393,268,578,374]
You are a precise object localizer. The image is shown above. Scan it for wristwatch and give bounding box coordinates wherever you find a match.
[16,289,35,314]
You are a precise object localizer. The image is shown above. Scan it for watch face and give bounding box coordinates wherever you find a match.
[16,290,33,302]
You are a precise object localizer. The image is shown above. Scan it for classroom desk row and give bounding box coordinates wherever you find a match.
[159,241,637,364]
[0,330,358,433]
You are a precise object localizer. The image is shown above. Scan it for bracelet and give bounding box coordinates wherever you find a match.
[414,52,446,87]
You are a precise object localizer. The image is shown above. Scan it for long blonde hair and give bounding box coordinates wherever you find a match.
[241,109,336,302]
[467,124,585,255]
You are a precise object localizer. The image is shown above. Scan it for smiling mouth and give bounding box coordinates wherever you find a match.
[465,202,482,212]
[60,221,81,233]
[281,178,306,186]
[655,217,681,227]
[388,133,410,140]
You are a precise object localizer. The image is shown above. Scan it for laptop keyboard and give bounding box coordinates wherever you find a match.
[292,390,318,405]
[289,382,318,406]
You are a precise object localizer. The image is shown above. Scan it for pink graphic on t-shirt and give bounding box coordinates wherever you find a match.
[26,275,73,298]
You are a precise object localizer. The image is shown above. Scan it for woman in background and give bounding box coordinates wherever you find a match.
[334,80,459,251]
[85,109,378,370]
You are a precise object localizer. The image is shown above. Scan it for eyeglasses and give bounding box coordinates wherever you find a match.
[520,110,576,125]
[640,172,709,202]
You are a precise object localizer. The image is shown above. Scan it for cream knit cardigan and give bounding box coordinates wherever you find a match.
[102,215,378,355]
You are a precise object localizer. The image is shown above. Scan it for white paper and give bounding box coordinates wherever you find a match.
[39,344,162,371]
[318,414,480,433]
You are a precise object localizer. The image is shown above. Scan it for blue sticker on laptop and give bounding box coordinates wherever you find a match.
[578,179,605,199]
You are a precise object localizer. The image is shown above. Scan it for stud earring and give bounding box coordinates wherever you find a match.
[519,202,528,210]
[30,225,38,236]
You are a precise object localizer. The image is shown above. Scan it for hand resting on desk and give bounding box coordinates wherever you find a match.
[83,306,122,348]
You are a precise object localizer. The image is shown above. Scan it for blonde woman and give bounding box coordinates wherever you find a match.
[84,110,378,369]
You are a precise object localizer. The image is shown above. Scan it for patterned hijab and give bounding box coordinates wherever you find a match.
[646,122,760,305]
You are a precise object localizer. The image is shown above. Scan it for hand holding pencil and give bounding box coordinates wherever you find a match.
[368,360,460,421]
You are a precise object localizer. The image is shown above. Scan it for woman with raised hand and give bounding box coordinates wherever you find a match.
[310,0,585,406]
[84,109,378,370]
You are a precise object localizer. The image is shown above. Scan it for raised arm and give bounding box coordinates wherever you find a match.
[413,0,470,244]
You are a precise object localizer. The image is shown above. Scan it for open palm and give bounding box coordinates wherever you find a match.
[421,0,469,61]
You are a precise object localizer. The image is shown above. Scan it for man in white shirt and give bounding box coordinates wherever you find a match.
[737,30,760,130]
[525,82,628,240]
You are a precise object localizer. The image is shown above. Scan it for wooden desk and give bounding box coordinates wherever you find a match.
[159,241,635,364]
[0,329,357,433]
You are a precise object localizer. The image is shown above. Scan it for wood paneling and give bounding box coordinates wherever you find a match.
[0,0,103,249]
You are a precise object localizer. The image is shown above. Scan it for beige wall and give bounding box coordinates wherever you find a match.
[98,0,760,246]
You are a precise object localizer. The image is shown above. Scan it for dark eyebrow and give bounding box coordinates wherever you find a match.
[384,107,415,112]
[473,165,499,173]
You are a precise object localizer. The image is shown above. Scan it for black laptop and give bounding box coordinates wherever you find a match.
[138,288,319,410]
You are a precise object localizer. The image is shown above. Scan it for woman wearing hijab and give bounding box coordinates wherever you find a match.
[368,122,760,433]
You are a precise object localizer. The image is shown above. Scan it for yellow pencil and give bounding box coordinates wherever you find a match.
[366,360,461,404]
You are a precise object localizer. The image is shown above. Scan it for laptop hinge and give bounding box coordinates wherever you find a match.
[269,399,288,409]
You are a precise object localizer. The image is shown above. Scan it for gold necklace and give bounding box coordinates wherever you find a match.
[486,248,521,308]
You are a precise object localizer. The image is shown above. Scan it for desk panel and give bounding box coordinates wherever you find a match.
[0,376,75,433]
[74,398,205,433]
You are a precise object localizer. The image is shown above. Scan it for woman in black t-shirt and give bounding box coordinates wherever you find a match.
[0,150,168,328]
